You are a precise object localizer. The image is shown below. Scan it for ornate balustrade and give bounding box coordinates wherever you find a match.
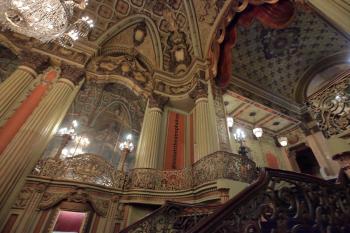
[186,168,350,233]
[32,154,126,189]
[31,151,257,191]
[307,71,350,137]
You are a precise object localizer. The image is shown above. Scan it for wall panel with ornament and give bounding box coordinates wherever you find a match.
[42,81,147,170]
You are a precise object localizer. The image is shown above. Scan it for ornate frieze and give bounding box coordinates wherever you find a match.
[60,64,86,85]
[88,54,153,92]
[32,151,257,191]
[20,50,50,72]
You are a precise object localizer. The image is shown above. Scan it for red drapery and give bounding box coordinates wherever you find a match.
[217,0,295,87]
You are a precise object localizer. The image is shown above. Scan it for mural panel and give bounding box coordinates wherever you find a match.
[43,81,147,171]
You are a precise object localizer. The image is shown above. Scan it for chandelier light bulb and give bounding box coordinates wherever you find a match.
[253,127,263,138]
[119,134,135,152]
[234,128,245,141]
[58,127,68,135]
[62,148,68,156]
[72,120,78,128]
[278,136,288,147]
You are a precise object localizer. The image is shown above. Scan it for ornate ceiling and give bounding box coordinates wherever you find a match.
[1,0,349,120]
[231,6,350,101]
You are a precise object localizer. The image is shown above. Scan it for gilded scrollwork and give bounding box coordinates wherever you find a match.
[191,169,350,233]
[39,189,109,217]
[307,73,350,137]
[32,154,126,190]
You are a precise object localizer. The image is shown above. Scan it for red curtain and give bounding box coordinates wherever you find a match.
[217,0,295,87]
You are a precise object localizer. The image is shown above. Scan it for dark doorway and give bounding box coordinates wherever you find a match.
[290,144,320,176]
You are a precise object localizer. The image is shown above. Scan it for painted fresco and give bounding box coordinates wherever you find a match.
[43,81,146,170]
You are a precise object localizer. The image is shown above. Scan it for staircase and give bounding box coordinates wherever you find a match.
[121,168,350,233]
[120,202,221,233]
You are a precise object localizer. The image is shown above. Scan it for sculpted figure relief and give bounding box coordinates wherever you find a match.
[90,54,153,91]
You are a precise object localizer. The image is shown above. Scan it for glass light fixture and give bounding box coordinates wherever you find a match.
[0,0,94,47]
[227,117,234,128]
[278,136,288,147]
[253,127,263,138]
[250,111,263,138]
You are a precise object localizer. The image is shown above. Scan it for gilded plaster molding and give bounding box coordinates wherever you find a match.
[96,14,163,69]
[38,189,109,217]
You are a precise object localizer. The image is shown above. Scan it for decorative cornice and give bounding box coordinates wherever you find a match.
[20,50,50,73]
[60,64,85,85]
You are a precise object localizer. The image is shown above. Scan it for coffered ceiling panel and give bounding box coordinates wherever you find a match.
[231,6,350,101]
[224,92,299,135]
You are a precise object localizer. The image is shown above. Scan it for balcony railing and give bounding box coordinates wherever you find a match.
[31,151,257,191]
[186,168,350,233]
[307,71,350,137]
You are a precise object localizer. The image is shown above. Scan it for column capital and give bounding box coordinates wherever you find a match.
[190,81,208,100]
[60,64,85,85]
[148,94,169,110]
[20,50,50,73]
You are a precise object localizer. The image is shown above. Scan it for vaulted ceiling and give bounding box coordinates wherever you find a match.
[231,5,350,101]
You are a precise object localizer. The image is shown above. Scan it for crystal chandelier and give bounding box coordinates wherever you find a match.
[0,0,94,47]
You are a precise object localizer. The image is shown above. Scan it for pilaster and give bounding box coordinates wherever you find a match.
[134,94,168,169]
[0,64,85,226]
[0,51,49,123]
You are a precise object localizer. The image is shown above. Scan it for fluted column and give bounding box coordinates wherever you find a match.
[191,81,215,162]
[0,64,85,225]
[0,51,49,123]
[134,94,168,169]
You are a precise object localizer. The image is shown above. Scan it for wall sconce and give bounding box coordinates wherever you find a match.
[117,134,134,172]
